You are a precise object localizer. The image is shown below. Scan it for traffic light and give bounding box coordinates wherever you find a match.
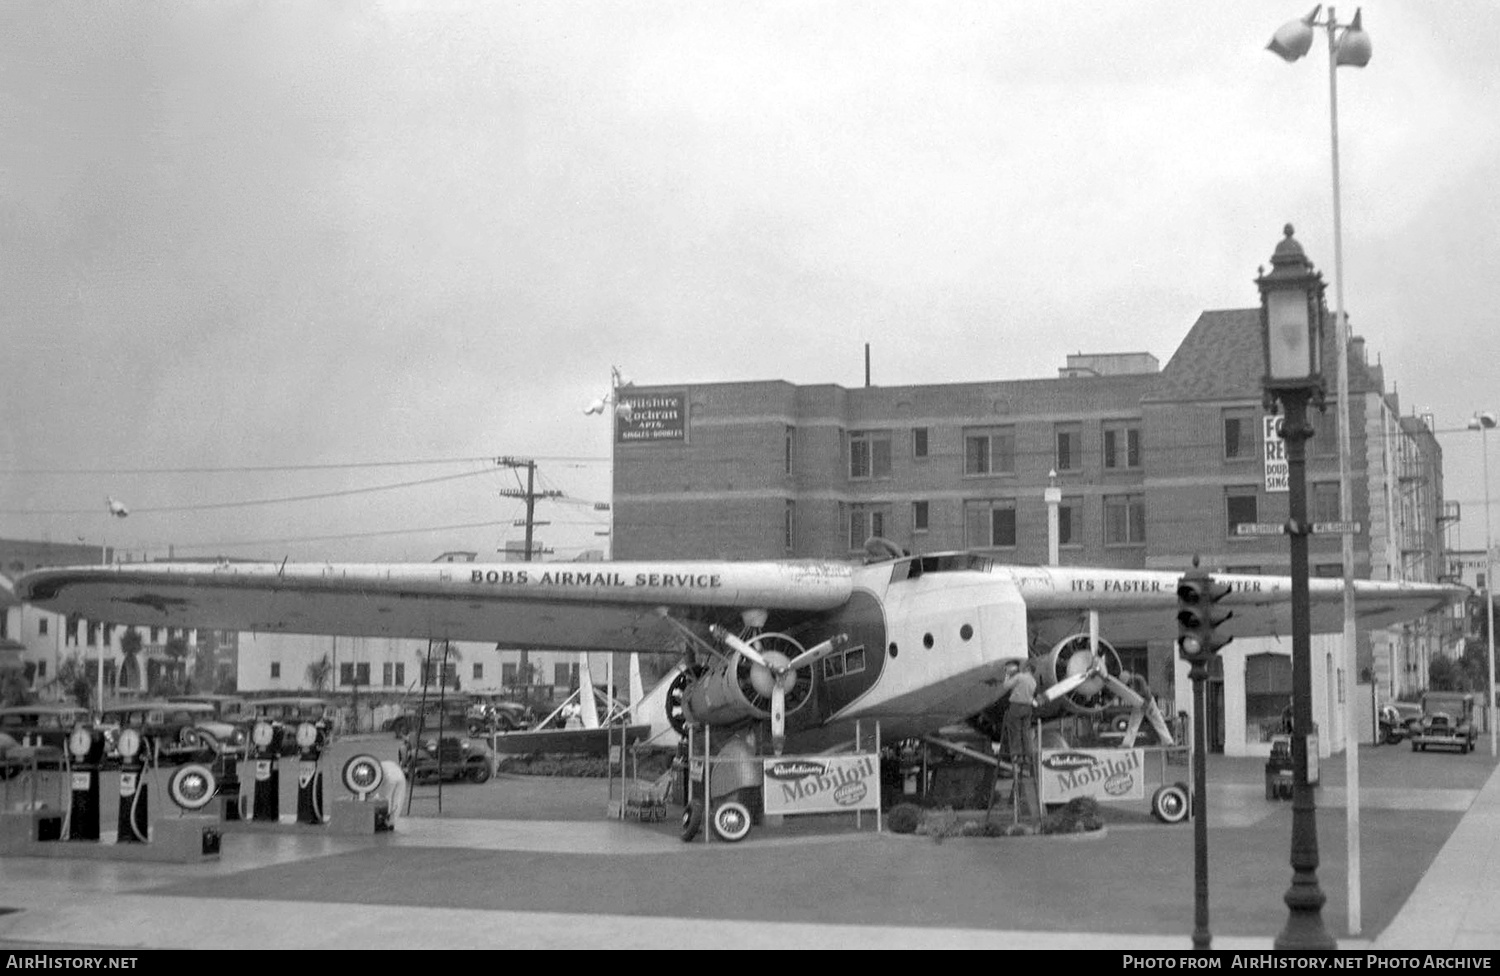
[1177,568,1234,663]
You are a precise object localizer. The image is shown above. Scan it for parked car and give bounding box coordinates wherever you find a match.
[99,700,242,765]
[466,695,536,733]
[1409,691,1477,753]
[0,704,90,756]
[168,693,248,723]
[384,696,474,738]
[401,734,493,785]
[0,709,77,776]
[1378,700,1423,744]
[238,697,336,756]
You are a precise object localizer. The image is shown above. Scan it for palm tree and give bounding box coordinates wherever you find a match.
[119,627,142,692]
[306,654,332,692]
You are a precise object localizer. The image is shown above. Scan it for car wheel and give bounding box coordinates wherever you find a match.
[468,761,492,784]
[680,799,704,842]
[1151,783,1191,824]
[711,800,753,842]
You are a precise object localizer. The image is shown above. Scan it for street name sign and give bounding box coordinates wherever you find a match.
[1235,522,1287,536]
[1311,521,1362,535]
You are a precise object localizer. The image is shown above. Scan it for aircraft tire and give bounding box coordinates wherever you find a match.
[680,799,704,842]
[1150,783,1190,824]
[710,800,753,842]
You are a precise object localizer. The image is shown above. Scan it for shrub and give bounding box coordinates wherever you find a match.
[887,802,923,834]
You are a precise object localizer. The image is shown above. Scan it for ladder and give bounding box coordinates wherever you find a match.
[404,640,458,816]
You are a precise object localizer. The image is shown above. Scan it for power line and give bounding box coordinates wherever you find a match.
[1,468,501,516]
[5,454,609,476]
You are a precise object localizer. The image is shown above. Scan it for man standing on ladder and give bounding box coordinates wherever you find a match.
[998,658,1041,818]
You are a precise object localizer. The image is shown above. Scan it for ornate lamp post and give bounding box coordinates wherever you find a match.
[1257,224,1335,950]
[1468,411,1498,758]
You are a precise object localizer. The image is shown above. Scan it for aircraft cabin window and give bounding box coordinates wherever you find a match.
[844,647,866,675]
[824,655,845,679]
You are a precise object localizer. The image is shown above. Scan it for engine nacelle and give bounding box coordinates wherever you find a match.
[680,633,815,729]
[1041,633,1124,715]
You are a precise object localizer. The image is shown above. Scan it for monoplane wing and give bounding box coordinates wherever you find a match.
[15,560,855,655]
[1005,565,1463,647]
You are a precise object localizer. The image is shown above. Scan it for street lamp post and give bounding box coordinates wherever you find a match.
[1268,3,1371,937]
[1257,225,1336,950]
[1469,411,1498,758]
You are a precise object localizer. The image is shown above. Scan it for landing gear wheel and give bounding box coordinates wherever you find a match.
[680,799,704,842]
[1151,783,1190,824]
[711,800,753,842]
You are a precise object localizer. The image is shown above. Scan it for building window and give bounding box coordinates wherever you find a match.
[1314,563,1345,578]
[1102,423,1141,470]
[965,500,1017,549]
[913,427,929,459]
[784,500,796,551]
[1058,497,1082,546]
[964,427,1016,476]
[394,662,405,686]
[38,618,47,636]
[848,430,892,480]
[36,660,46,680]
[473,662,483,680]
[849,505,888,550]
[503,663,518,687]
[912,500,929,533]
[1225,565,1262,575]
[1224,410,1257,460]
[1245,652,1293,742]
[1104,494,1145,546]
[340,662,354,685]
[1226,488,1259,538]
[785,427,795,475]
[1055,426,1082,472]
[383,662,394,687]
[338,662,369,686]
[270,662,281,679]
[1312,482,1341,524]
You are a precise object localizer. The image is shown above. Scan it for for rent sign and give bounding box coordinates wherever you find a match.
[617,391,688,443]
[762,754,881,816]
[1038,748,1146,804]
[1264,415,1289,493]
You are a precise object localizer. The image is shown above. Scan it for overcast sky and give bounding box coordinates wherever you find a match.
[3,1,1498,565]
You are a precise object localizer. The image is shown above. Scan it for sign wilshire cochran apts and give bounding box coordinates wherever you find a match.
[762,754,881,816]
[1038,748,1146,804]
[617,391,688,443]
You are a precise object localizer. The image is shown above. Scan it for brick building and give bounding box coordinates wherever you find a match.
[611,317,1454,757]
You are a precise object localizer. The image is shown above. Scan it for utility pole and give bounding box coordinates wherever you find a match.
[496,457,561,700]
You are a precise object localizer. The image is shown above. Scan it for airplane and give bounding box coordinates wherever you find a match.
[12,542,1462,840]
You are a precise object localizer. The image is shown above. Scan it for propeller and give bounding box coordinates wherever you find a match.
[708,625,848,753]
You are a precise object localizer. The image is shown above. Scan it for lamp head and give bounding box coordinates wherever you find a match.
[584,398,607,416]
[1471,412,1498,431]
[1335,9,1372,68]
[1267,5,1320,62]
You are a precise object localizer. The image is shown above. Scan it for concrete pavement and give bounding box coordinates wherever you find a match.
[0,741,1496,951]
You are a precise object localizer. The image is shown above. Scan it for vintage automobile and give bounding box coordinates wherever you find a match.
[167,693,247,723]
[466,695,535,733]
[1378,700,1423,744]
[99,700,244,765]
[401,733,493,785]
[0,704,90,762]
[0,704,90,748]
[238,697,336,756]
[1409,691,1477,753]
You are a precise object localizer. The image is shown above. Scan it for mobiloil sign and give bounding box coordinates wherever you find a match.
[1038,749,1146,804]
[762,754,881,816]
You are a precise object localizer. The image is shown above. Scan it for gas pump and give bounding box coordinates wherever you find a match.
[66,724,105,841]
[329,753,393,834]
[241,720,282,822]
[292,722,325,825]
[115,727,150,843]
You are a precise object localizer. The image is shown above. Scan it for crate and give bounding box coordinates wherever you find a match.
[623,774,672,823]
